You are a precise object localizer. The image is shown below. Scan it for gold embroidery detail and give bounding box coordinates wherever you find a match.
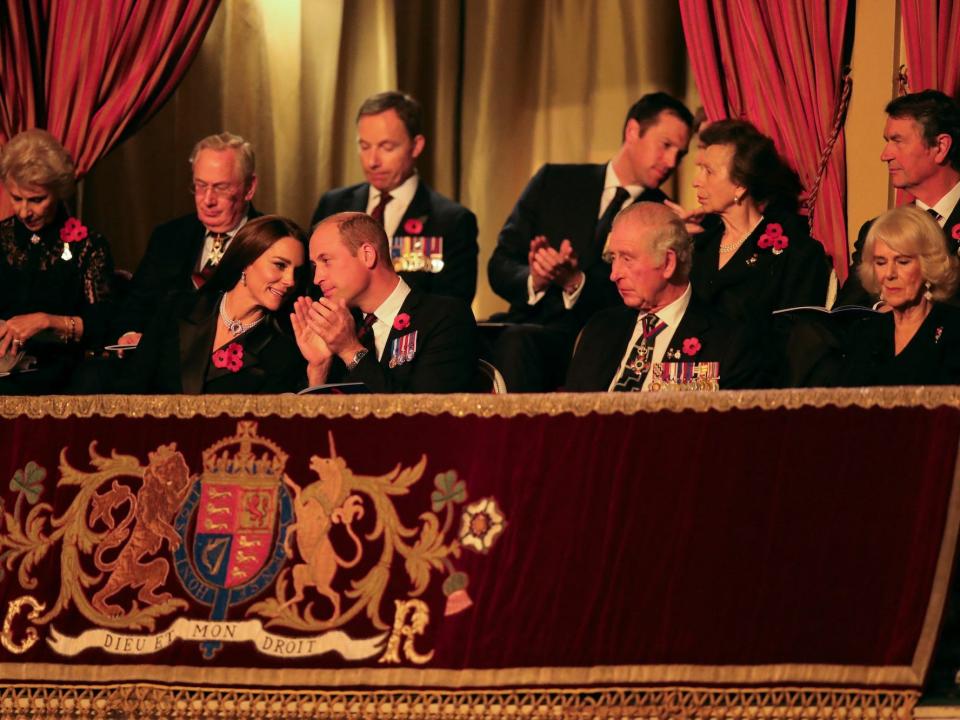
[1,595,45,654]
[379,599,434,665]
[6,387,960,420]
[0,684,920,718]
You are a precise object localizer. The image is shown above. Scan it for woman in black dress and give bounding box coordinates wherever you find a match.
[841,205,960,386]
[687,120,830,325]
[0,129,114,393]
[118,215,308,394]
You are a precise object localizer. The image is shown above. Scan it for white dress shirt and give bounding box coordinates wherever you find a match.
[608,284,693,391]
[199,215,249,269]
[365,277,412,360]
[915,179,960,227]
[527,162,645,308]
[367,174,419,240]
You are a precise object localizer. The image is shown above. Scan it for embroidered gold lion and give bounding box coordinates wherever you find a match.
[90,444,192,615]
[280,433,364,620]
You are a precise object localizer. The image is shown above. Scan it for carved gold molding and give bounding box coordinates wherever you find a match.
[2,387,960,419]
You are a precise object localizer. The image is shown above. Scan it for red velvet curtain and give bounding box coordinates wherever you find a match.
[678,0,852,282]
[901,0,960,96]
[0,0,219,215]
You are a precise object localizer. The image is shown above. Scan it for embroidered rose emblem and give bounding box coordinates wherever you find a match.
[682,337,702,356]
[404,218,424,235]
[459,497,506,554]
[757,222,789,254]
[952,224,960,241]
[393,312,411,331]
[212,342,244,373]
[59,217,88,243]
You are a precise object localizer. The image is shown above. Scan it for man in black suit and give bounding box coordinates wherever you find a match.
[566,202,762,391]
[292,212,477,393]
[112,132,260,344]
[838,91,960,307]
[310,91,478,304]
[488,92,694,391]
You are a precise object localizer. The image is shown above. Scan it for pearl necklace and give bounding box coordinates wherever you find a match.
[718,231,750,254]
[219,295,264,336]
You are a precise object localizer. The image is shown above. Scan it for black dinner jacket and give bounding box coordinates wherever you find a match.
[310,181,479,303]
[111,208,263,337]
[565,294,765,391]
[116,290,305,394]
[328,288,478,393]
[690,211,831,326]
[836,199,960,307]
[487,163,667,328]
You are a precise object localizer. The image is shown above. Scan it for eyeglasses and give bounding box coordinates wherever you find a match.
[189,181,241,198]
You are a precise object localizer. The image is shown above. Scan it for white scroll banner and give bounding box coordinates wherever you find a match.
[47,618,387,660]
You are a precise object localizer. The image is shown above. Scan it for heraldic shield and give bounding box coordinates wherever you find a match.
[173,422,293,657]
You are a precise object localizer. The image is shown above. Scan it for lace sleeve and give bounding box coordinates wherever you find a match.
[78,231,115,305]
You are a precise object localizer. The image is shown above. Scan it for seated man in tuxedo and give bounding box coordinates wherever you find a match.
[488,92,694,391]
[566,202,763,391]
[292,212,477,393]
[837,90,960,307]
[310,91,478,303]
[113,132,260,345]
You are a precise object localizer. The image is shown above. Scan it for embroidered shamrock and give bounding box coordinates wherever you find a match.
[403,217,425,235]
[212,342,244,372]
[757,222,789,255]
[682,336,702,356]
[59,217,88,243]
[393,312,411,331]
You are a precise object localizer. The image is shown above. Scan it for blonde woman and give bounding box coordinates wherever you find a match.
[842,205,960,385]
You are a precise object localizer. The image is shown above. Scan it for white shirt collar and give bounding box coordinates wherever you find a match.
[605,162,645,201]
[368,174,419,239]
[916,179,960,226]
[640,282,692,331]
[368,277,412,359]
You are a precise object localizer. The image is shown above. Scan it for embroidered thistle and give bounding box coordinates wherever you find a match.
[393,312,411,331]
[682,337,702,356]
[212,342,244,373]
[403,218,424,235]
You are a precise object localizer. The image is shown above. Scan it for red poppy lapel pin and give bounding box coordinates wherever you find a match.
[757,222,789,255]
[212,342,244,373]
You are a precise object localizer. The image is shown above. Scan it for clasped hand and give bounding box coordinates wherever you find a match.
[0,313,51,356]
[291,296,362,366]
[528,236,581,293]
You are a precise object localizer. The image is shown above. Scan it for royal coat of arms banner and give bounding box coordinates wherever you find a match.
[0,389,958,718]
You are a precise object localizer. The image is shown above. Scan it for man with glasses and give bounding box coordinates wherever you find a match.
[111,132,260,345]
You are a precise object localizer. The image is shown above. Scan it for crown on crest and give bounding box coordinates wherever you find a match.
[202,421,287,482]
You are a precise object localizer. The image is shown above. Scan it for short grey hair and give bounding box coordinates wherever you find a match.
[859,205,959,301]
[611,201,693,280]
[0,129,76,200]
[189,132,255,182]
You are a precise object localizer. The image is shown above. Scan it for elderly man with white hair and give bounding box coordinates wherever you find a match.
[565,202,764,391]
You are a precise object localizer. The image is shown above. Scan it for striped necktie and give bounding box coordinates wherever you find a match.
[613,313,666,392]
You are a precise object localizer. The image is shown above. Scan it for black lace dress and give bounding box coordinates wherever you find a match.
[0,209,114,393]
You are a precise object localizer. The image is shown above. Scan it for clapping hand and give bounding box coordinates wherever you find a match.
[529,236,582,293]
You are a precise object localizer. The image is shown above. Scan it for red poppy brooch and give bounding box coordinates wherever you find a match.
[393,313,411,331]
[682,336,702,356]
[59,217,88,261]
[757,222,789,255]
[403,218,425,235]
[952,224,960,242]
[212,342,244,373]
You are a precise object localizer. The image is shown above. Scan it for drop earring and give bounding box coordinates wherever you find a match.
[241,271,247,287]
[924,281,933,301]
